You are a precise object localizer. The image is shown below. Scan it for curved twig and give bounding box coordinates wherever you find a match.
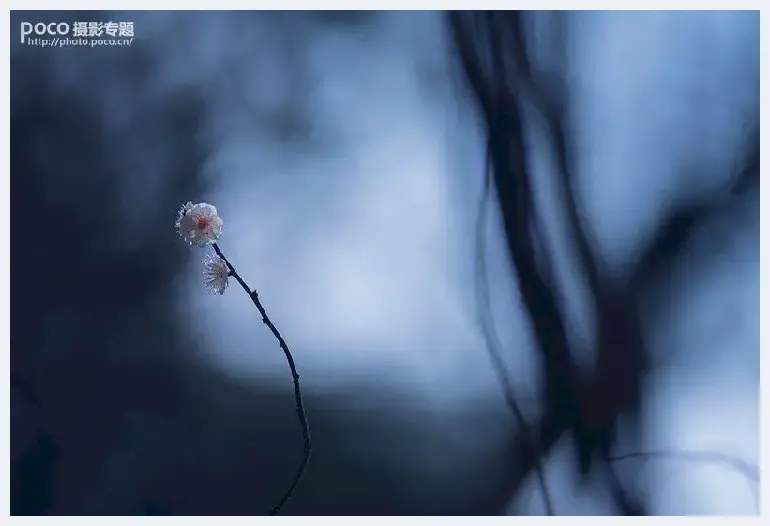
[212,242,311,516]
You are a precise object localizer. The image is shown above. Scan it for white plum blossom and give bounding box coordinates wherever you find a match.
[203,254,230,295]
[175,201,223,246]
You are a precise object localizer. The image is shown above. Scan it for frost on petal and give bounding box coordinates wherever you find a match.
[175,201,223,246]
[203,254,229,295]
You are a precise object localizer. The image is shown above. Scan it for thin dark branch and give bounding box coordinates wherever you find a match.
[212,242,312,516]
[451,10,756,517]
[475,140,555,515]
[450,12,585,515]
[506,12,647,515]
[449,14,494,120]
[451,11,649,516]
[629,128,759,294]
